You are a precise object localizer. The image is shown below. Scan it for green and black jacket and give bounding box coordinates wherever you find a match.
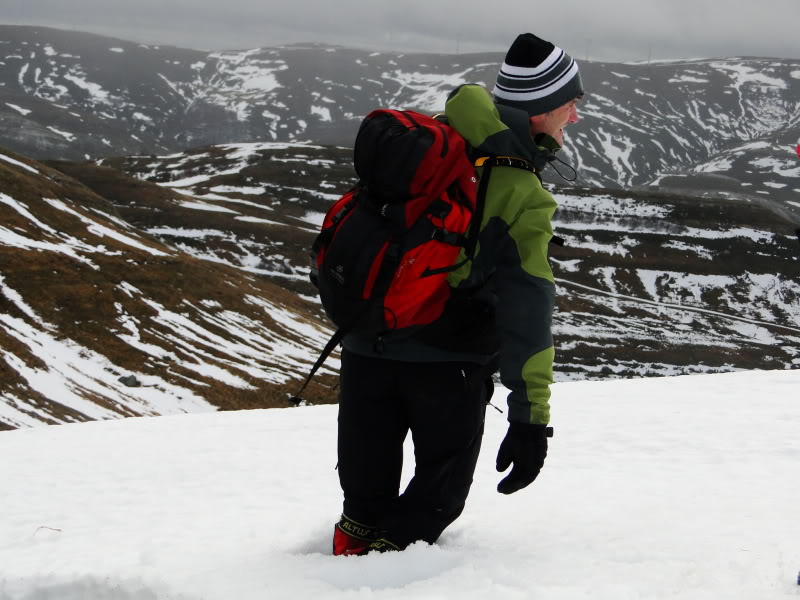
[343,84,559,425]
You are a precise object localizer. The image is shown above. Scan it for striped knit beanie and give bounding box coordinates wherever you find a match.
[493,33,584,116]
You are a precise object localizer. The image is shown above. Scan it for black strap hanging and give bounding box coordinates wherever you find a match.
[289,327,347,405]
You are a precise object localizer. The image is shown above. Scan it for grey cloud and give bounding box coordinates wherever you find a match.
[2,0,799,61]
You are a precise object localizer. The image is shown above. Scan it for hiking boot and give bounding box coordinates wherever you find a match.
[332,514,377,556]
[365,537,402,553]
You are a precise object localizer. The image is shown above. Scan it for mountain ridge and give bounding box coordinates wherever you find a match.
[1,25,799,219]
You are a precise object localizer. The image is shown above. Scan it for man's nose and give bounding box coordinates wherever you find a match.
[569,105,579,123]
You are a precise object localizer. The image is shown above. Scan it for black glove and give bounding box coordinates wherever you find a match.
[496,422,553,494]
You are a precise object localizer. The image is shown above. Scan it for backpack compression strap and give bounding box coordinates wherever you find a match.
[421,154,534,277]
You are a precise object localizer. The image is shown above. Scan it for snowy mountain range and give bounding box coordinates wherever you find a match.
[1,25,800,215]
[0,25,798,430]
[2,139,798,429]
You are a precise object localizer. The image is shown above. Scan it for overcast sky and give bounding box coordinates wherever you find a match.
[3,0,799,62]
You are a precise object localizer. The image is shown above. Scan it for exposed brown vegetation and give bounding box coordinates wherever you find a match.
[1,146,342,429]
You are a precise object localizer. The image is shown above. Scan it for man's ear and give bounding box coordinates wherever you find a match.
[528,114,545,135]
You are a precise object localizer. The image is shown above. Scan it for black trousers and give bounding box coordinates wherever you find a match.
[337,348,489,548]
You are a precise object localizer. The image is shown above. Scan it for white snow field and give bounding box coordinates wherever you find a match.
[1,370,797,599]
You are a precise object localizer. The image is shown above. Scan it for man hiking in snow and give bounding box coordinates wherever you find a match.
[333,32,583,555]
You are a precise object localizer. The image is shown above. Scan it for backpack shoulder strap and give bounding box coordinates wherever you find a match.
[476,155,565,247]
[467,154,536,249]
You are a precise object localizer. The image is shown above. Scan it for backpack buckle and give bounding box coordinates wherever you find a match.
[428,199,451,219]
[431,227,466,246]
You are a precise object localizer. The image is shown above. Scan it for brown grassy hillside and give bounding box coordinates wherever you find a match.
[0,148,337,430]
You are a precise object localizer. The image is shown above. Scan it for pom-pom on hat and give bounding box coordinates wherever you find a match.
[493,33,584,116]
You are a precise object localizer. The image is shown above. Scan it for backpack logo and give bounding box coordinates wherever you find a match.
[330,265,345,285]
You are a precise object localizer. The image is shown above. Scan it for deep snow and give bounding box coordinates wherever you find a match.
[1,369,798,599]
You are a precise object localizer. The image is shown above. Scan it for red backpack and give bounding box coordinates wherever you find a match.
[292,109,533,402]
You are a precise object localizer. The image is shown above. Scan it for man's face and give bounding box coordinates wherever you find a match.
[529,98,580,146]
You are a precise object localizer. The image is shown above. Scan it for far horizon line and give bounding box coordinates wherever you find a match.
[1,22,797,65]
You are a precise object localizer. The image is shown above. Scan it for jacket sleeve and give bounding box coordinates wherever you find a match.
[493,175,557,425]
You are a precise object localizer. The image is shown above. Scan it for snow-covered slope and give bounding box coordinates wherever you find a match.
[1,26,799,219]
[1,370,798,599]
[47,141,353,295]
[0,146,338,430]
[548,187,800,378]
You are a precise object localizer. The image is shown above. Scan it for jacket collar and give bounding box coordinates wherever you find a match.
[490,104,559,171]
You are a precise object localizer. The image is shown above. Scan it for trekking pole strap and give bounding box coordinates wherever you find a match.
[289,327,347,405]
[289,297,377,404]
